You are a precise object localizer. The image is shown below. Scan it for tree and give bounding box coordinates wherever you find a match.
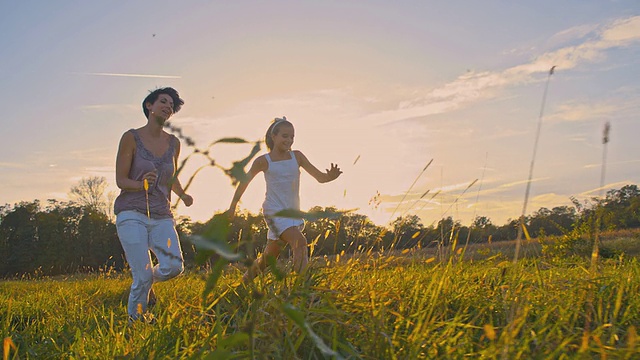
[69,176,115,219]
[0,201,40,276]
[304,206,342,256]
[35,200,82,274]
[75,208,120,270]
[472,216,492,229]
[606,184,640,207]
[339,213,385,254]
[493,218,520,242]
[602,185,640,229]
[391,215,425,249]
[465,216,496,244]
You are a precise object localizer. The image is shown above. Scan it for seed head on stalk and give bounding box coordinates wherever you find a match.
[591,121,611,270]
[143,178,150,219]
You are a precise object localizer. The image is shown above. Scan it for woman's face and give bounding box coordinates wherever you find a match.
[272,125,295,151]
[147,94,174,123]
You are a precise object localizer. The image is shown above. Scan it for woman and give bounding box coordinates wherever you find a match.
[114,87,193,322]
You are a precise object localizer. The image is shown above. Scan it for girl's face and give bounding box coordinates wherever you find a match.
[147,94,174,123]
[272,124,295,151]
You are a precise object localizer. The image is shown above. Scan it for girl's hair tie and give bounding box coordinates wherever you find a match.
[271,116,288,135]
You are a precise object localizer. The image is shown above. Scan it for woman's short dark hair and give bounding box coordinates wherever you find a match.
[142,87,184,118]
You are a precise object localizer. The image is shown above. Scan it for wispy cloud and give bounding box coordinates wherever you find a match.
[68,148,113,162]
[584,159,640,169]
[511,16,640,73]
[498,177,551,189]
[83,166,113,174]
[74,72,182,79]
[0,162,27,169]
[549,100,621,122]
[579,180,634,196]
[450,177,552,201]
[545,24,600,48]
[370,16,640,126]
[431,180,479,194]
[502,45,537,57]
[79,104,138,112]
[47,192,70,200]
[548,90,640,122]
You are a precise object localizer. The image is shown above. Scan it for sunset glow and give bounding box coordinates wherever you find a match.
[1,2,639,227]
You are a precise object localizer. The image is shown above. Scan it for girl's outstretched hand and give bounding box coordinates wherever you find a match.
[326,163,343,181]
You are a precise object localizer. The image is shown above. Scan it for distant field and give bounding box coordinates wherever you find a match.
[2,238,640,359]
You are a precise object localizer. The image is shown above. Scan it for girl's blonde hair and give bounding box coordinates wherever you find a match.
[265,116,293,150]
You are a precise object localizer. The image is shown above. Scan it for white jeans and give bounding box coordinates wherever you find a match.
[116,210,184,318]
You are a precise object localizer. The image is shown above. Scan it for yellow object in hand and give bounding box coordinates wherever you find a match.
[144,178,150,218]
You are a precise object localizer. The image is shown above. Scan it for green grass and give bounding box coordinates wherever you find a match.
[2,253,640,359]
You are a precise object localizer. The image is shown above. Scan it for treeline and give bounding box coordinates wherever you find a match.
[0,200,122,277]
[2,184,640,277]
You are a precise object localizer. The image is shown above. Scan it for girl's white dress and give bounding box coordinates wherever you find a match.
[262,152,305,240]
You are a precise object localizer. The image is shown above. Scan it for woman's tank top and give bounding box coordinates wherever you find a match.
[113,129,177,219]
[262,152,300,216]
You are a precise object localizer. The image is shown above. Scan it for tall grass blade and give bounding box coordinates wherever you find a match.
[388,159,433,222]
[514,65,555,263]
[281,303,344,359]
[225,142,262,186]
[207,137,250,147]
[464,152,488,250]
[440,178,478,219]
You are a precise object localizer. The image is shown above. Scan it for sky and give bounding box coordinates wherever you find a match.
[1,1,639,228]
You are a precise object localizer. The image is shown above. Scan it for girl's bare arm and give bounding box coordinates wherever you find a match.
[295,151,342,184]
[228,155,268,213]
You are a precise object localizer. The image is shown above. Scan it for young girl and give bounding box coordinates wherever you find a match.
[227,117,342,282]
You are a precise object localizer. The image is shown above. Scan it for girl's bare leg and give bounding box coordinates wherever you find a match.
[242,239,283,283]
[280,226,308,273]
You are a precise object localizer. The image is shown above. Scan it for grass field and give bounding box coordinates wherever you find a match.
[2,238,640,359]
